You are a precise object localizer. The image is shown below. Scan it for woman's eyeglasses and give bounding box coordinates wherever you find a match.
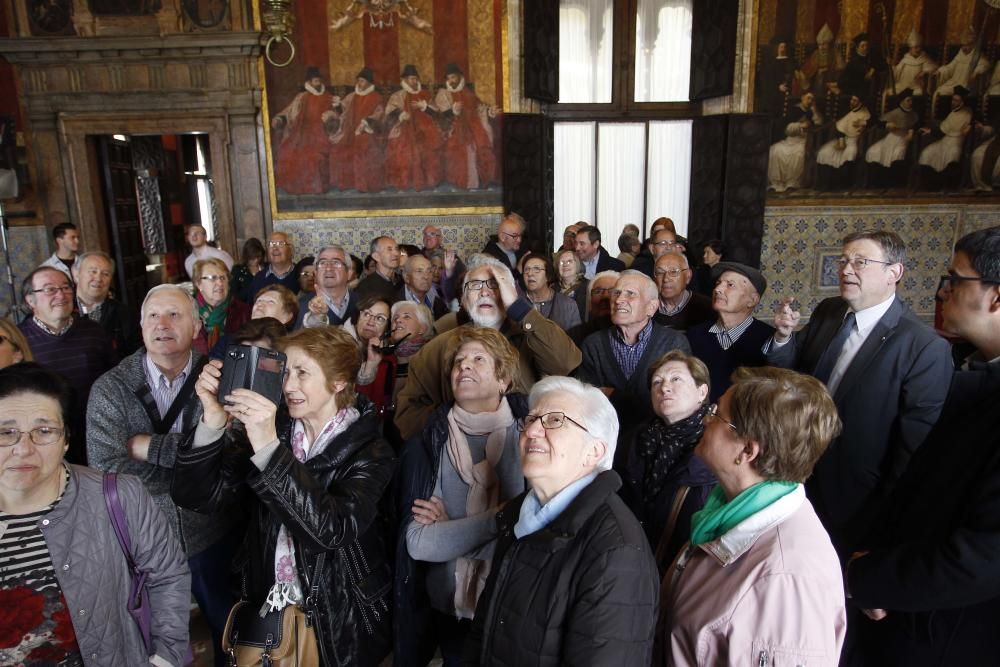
[520,411,590,433]
[0,426,66,448]
[360,309,388,324]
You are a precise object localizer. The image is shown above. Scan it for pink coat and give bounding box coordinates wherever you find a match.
[666,485,846,666]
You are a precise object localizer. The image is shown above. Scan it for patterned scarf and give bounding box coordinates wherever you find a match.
[395,335,428,359]
[637,404,708,511]
[262,406,360,615]
[446,398,515,619]
[196,291,232,351]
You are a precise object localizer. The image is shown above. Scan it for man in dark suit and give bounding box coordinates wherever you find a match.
[295,245,358,328]
[768,230,952,554]
[575,225,625,279]
[481,212,527,275]
[73,250,141,356]
[846,226,1000,665]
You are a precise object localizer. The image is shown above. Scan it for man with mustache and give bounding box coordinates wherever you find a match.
[88,284,233,667]
[394,254,581,439]
[18,266,116,464]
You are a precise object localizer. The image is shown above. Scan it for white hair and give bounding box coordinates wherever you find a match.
[140,284,199,322]
[617,269,658,301]
[655,251,689,270]
[584,270,621,320]
[390,300,435,337]
[529,376,619,471]
[463,253,513,284]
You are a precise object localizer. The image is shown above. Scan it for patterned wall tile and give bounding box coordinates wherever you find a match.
[758,204,995,322]
[0,225,51,320]
[275,214,501,262]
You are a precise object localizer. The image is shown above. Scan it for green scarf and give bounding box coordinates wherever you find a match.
[689,481,798,546]
[197,292,231,349]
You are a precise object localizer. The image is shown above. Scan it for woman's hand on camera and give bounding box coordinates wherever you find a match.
[195,360,228,430]
[223,388,279,451]
[412,495,449,525]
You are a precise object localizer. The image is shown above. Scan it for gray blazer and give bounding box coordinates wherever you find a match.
[767,296,953,549]
[41,465,190,666]
[87,348,226,556]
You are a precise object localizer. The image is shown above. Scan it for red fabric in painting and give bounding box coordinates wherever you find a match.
[274,90,334,194]
[813,0,840,41]
[364,21,400,84]
[441,87,497,189]
[329,90,386,192]
[385,89,444,190]
[433,0,469,81]
[298,1,330,77]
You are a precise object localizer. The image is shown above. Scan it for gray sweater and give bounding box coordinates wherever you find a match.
[86,348,227,556]
[406,427,524,615]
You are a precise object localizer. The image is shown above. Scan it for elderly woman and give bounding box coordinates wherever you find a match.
[388,301,435,404]
[665,367,846,666]
[465,376,659,665]
[622,351,715,571]
[192,257,250,355]
[396,327,527,666]
[0,318,33,368]
[172,326,395,666]
[555,248,588,318]
[522,254,582,331]
[0,363,189,665]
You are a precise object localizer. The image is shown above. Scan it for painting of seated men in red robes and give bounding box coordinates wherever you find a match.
[262,0,504,215]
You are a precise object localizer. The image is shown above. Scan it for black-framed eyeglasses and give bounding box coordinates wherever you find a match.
[464,278,499,292]
[836,256,895,271]
[938,274,998,292]
[704,403,737,432]
[30,285,74,296]
[0,426,66,448]
[520,411,590,433]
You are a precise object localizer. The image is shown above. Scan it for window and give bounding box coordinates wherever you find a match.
[552,0,696,249]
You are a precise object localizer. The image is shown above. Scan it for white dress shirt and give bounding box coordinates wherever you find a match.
[827,295,896,395]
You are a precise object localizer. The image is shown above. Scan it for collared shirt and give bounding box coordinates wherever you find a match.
[514,472,599,538]
[32,316,73,337]
[659,290,692,316]
[321,289,351,321]
[404,285,436,309]
[582,254,599,280]
[142,352,194,434]
[709,314,755,350]
[610,318,654,379]
[265,263,295,280]
[77,297,105,320]
[826,295,895,394]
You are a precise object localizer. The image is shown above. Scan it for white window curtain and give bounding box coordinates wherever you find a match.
[559,0,614,103]
[646,120,692,236]
[597,123,646,248]
[634,0,692,102]
[554,122,596,247]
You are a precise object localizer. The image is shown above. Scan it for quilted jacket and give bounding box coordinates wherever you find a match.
[171,397,396,666]
[464,470,659,666]
[39,464,190,666]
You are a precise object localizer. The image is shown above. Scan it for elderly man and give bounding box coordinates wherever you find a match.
[18,266,116,463]
[652,252,714,332]
[357,235,402,303]
[483,213,527,275]
[72,250,141,356]
[183,224,233,279]
[394,254,581,439]
[686,262,775,402]
[633,227,683,277]
[576,225,625,279]
[398,253,448,319]
[422,223,464,299]
[768,230,951,554]
[557,222,584,255]
[246,231,298,297]
[87,284,233,666]
[577,270,690,440]
[297,245,358,328]
[39,222,80,277]
[847,226,1000,664]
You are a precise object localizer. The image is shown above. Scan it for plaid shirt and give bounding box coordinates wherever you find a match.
[609,319,654,379]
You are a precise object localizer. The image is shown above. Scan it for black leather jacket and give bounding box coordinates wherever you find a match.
[171,397,396,666]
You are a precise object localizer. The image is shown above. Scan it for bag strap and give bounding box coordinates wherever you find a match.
[102,472,137,572]
[654,485,691,567]
[134,357,207,434]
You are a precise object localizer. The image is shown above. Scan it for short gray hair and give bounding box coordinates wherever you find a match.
[463,253,514,288]
[390,300,435,337]
[315,244,348,262]
[140,284,199,322]
[500,212,526,232]
[529,376,619,471]
[618,269,658,301]
[655,251,689,270]
[75,250,116,275]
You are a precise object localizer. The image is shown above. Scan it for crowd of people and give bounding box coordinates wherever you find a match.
[0,213,997,667]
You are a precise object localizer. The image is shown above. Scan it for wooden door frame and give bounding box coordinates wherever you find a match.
[59,111,236,258]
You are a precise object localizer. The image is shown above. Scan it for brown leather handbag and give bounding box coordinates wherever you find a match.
[221,554,324,667]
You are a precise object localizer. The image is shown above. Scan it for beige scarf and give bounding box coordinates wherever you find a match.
[446,398,514,618]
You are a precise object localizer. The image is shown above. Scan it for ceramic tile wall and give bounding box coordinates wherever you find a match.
[760,204,1000,322]
[0,224,51,319]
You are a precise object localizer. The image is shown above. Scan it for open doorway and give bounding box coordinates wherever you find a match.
[91,133,219,306]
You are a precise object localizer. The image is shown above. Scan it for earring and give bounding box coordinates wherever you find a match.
[734,456,742,465]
